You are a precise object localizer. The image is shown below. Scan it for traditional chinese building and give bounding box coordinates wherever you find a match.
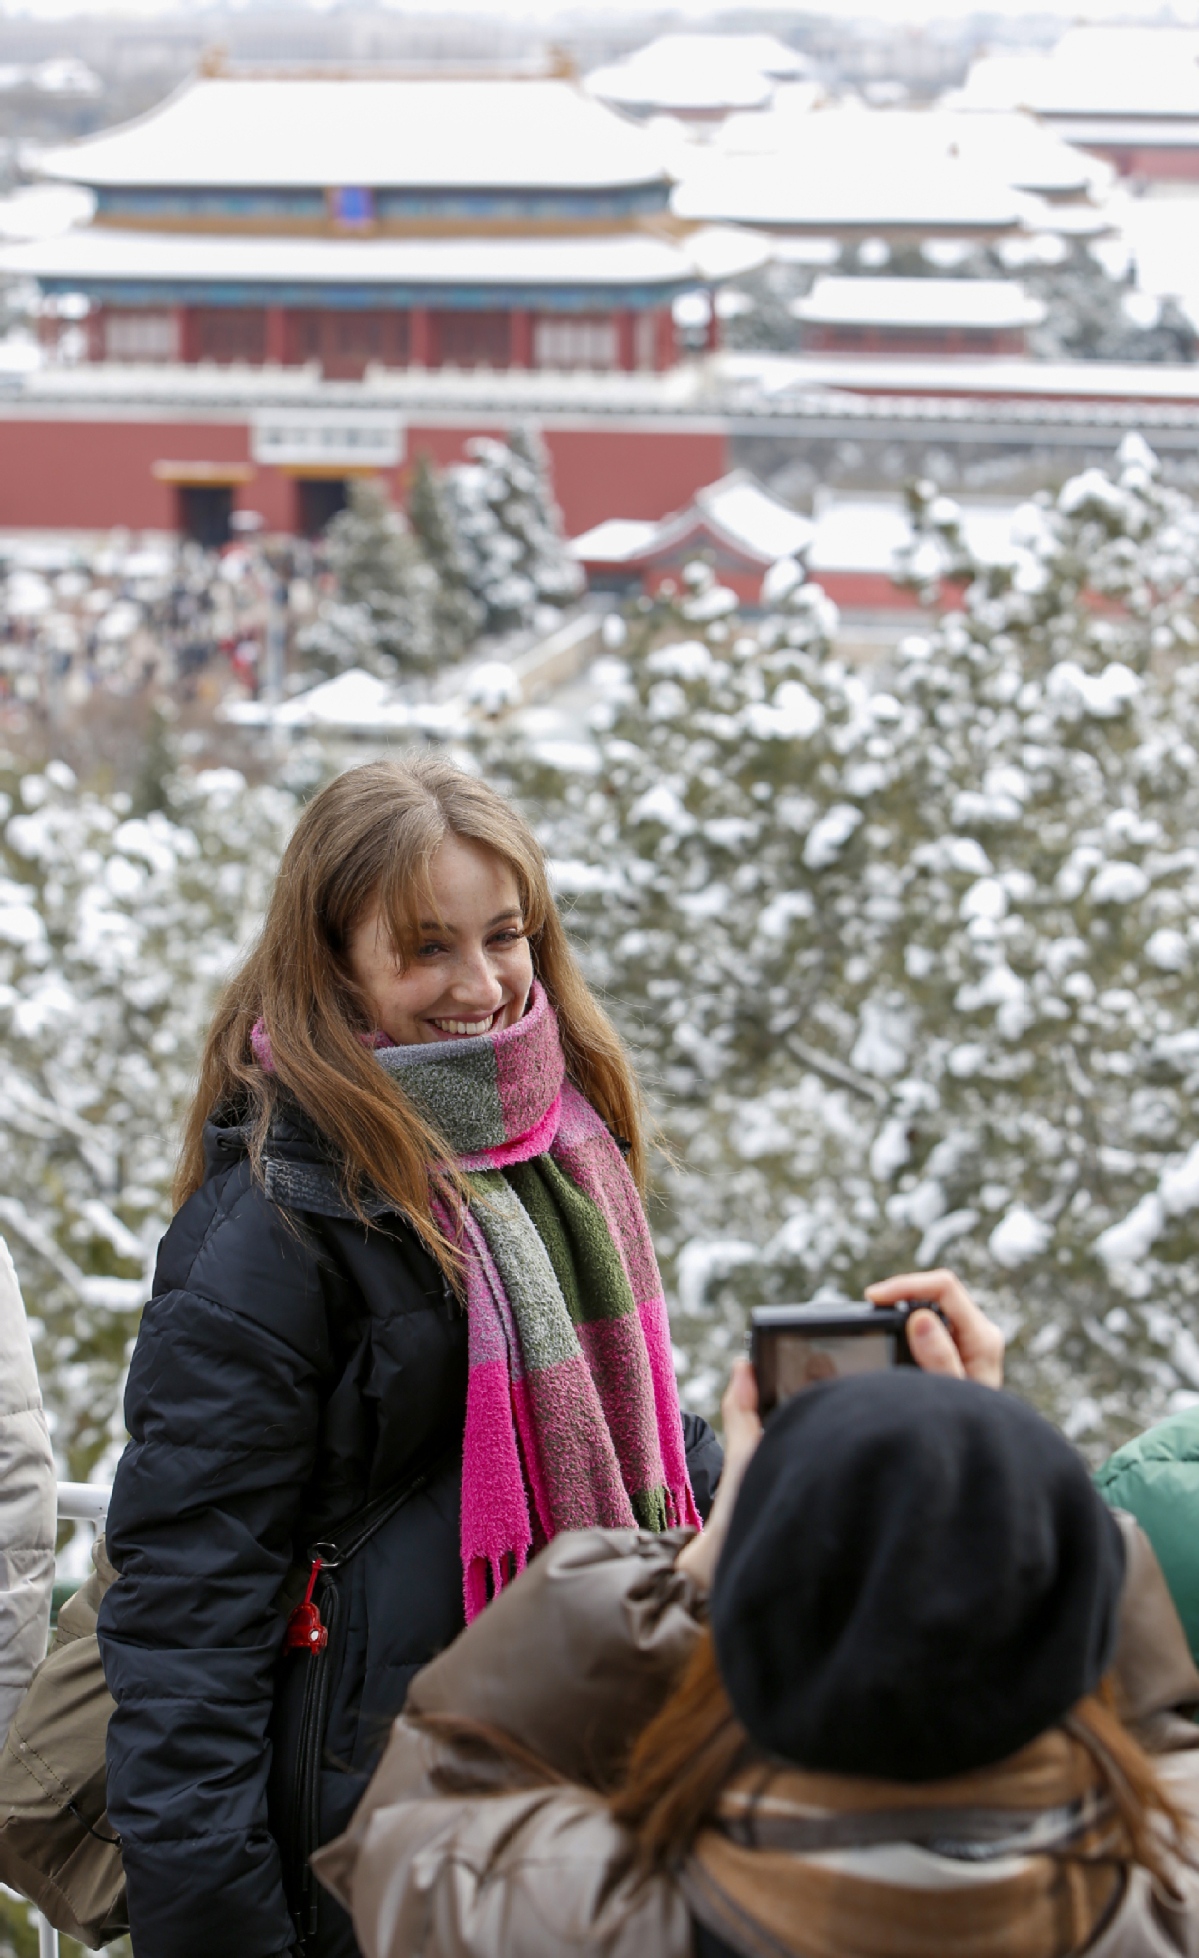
[19,67,718,379]
[571,468,813,602]
[0,64,767,540]
[957,28,1199,184]
[585,33,813,127]
[793,277,1046,358]
[672,103,1111,253]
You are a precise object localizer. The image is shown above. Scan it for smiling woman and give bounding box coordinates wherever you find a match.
[93,754,718,1958]
[346,836,533,1046]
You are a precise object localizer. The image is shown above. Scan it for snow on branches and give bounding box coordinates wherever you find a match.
[502,439,1199,1447]
[300,430,580,680]
[442,428,583,637]
[0,758,296,1491]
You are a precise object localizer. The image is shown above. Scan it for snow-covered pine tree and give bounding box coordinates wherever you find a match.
[300,477,439,678]
[406,452,485,660]
[444,428,583,637]
[718,258,813,353]
[1025,241,1197,364]
[857,437,1199,1441]
[0,758,297,1494]
[505,439,1199,1447]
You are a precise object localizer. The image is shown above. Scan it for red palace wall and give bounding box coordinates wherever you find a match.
[0,418,254,531]
[1085,144,1199,180]
[0,412,729,539]
[403,425,729,532]
[536,427,727,533]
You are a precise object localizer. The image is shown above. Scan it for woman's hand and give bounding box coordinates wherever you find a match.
[676,1358,762,1592]
[676,1272,1002,1591]
[865,1268,1004,1388]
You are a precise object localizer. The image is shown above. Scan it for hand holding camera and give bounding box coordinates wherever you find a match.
[677,1268,1004,1591]
[864,1267,1005,1389]
[753,1266,1004,1412]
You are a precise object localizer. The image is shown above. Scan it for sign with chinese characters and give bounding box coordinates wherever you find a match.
[251,410,404,469]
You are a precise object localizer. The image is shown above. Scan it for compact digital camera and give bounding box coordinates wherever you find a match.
[751,1299,947,1415]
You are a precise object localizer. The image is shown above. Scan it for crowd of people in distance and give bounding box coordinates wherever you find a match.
[0,531,319,729]
[4,753,1199,1958]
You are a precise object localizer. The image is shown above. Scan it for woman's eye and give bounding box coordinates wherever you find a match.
[417,942,446,958]
[492,929,524,947]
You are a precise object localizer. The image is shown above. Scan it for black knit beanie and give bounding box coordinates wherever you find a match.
[710,1371,1125,1782]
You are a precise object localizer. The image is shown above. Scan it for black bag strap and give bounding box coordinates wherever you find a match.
[305,1453,439,1571]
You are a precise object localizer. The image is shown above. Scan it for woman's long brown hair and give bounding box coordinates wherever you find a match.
[609,1631,751,1876]
[609,1631,1194,1886]
[174,753,647,1276]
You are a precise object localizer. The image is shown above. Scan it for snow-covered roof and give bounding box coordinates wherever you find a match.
[795,277,1046,331]
[716,104,1108,201]
[572,483,1032,582]
[699,472,812,560]
[806,496,911,576]
[806,493,1029,576]
[570,518,659,562]
[586,33,807,117]
[673,103,1116,247]
[957,28,1199,122]
[32,75,670,193]
[0,225,707,293]
[1029,119,1199,150]
[723,348,1199,409]
[672,134,1027,235]
[571,469,812,569]
[933,110,1110,198]
[952,55,1045,117]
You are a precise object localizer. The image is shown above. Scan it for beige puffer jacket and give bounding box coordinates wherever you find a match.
[316,1518,1199,1958]
[0,1238,55,1749]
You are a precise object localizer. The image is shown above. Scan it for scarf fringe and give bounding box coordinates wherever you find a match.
[465,1545,529,1622]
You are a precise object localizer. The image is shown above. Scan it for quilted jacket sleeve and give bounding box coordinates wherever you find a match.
[0,1237,56,1749]
[97,1169,334,1958]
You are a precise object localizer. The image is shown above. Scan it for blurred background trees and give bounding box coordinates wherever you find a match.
[490,436,1199,1447]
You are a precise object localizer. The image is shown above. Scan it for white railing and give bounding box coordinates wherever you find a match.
[34,1482,113,1958]
[56,1481,111,1526]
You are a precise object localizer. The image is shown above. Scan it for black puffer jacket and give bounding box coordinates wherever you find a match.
[97,1103,722,1958]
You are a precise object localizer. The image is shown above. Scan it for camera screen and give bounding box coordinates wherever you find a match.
[762,1329,899,1408]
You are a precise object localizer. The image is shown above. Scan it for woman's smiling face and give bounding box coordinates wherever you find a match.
[346,833,533,1045]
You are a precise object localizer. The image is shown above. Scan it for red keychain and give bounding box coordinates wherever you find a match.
[284,1558,328,1653]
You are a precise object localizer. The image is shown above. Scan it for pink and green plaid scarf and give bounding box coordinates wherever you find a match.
[373,981,699,1620]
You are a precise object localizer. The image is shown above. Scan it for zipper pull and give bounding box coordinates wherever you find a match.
[284,1558,328,1654]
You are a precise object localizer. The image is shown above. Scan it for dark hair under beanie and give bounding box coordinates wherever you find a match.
[710,1371,1125,1782]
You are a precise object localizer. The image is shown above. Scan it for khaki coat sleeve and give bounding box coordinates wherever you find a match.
[406,1525,705,1788]
[316,1762,691,1958]
[314,1528,704,1958]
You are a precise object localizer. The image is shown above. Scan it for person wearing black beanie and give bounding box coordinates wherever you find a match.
[710,1369,1126,1782]
[316,1272,1199,1958]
